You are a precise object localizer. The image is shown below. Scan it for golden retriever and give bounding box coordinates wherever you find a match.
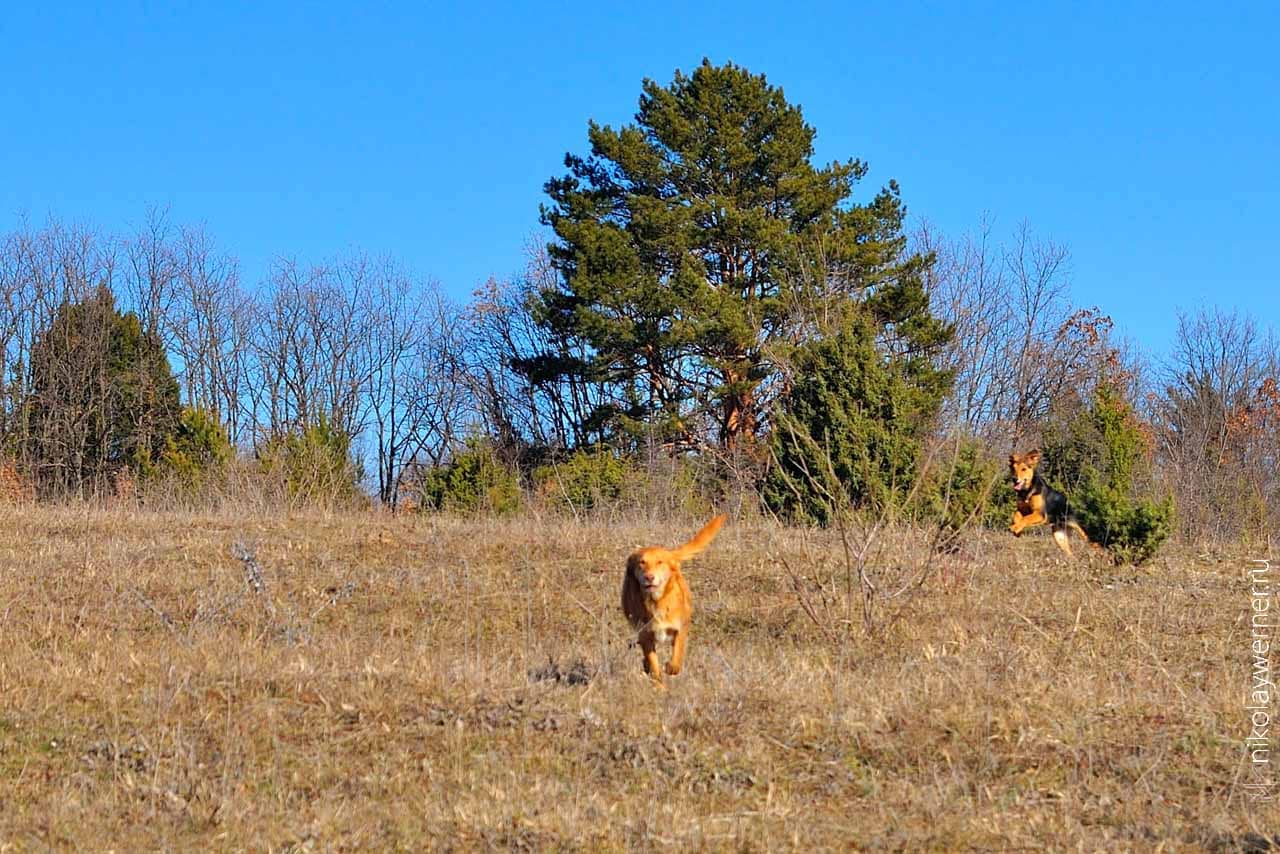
[621,515,727,685]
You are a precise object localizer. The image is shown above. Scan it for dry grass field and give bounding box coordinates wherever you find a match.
[0,505,1273,850]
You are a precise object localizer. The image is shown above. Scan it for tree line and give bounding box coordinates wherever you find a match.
[0,60,1274,548]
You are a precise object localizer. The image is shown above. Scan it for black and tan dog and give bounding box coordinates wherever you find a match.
[1008,450,1089,556]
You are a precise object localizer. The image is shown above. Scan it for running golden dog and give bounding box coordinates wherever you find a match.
[1009,450,1089,556]
[621,515,727,685]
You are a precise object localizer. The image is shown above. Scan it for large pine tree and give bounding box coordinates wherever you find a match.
[535,59,949,450]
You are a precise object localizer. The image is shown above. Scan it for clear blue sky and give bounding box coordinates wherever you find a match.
[3,3,1276,354]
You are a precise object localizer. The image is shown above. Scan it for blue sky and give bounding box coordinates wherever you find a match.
[2,2,1276,355]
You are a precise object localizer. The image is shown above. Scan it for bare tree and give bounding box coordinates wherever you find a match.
[0,226,32,441]
[463,242,615,454]
[3,220,119,478]
[1155,308,1278,541]
[121,204,179,345]
[166,224,255,443]
[918,216,1015,433]
[246,251,479,504]
[364,264,471,505]
[921,218,1129,448]
[252,255,379,440]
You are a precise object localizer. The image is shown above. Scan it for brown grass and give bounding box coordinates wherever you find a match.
[0,505,1272,850]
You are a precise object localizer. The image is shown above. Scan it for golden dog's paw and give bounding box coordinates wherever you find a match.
[664,662,681,677]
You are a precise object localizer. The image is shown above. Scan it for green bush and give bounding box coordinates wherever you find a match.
[158,407,234,487]
[764,310,951,525]
[919,439,1010,536]
[1075,477,1174,565]
[260,418,363,506]
[418,439,521,515]
[1042,383,1152,495]
[532,447,632,513]
[1038,402,1095,495]
[1059,384,1173,565]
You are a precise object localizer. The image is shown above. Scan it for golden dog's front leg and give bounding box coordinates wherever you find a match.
[1010,510,1026,536]
[666,627,687,676]
[638,630,663,684]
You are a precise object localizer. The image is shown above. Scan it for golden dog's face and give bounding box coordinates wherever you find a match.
[628,548,677,601]
[1009,450,1042,492]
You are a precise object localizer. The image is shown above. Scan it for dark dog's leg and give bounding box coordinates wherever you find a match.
[1066,520,1089,543]
[1012,509,1046,535]
[1051,524,1074,556]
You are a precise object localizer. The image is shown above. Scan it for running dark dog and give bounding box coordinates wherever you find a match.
[1008,450,1089,556]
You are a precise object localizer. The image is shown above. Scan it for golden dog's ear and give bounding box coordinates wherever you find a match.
[1026,449,1041,466]
[673,514,727,561]
[1008,454,1018,466]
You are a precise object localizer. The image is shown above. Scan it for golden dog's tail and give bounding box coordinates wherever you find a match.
[674,514,728,560]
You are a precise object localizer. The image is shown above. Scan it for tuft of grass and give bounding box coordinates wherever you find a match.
[0,505,1269,848]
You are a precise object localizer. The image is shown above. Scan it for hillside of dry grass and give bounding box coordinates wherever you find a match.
[0,506,1271,849]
